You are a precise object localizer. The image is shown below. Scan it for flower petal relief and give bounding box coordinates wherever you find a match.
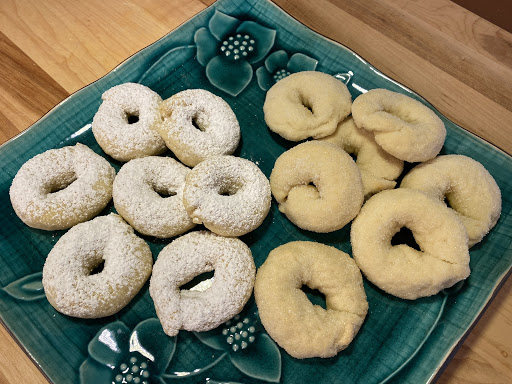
[79,319,175,384]
[195,10,276,96]
[194,308,281,383]
[256,50,318,91]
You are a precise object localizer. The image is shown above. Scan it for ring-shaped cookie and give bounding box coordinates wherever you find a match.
[319,116,404,198]
[149,231,255,336]
[263,71,352,141]
[183,156,271,237]
[351,89,446,162]
[157,89,240,167]
[270,141,363,232]
[92,83,167,161]
[400,155,501,247]
[10,143,115,230]
[42,214,153,318]
[113,156,195,238]
[254,241,368,359]
[350,189,470,300]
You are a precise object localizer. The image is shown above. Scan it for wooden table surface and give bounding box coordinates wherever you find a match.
[1,0,511,383]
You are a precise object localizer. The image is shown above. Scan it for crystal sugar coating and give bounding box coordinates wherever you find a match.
[254,241,368,359]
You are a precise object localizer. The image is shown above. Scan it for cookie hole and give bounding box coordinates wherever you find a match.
[218,181,242,196]
[301,285,326,309]
[299,94,314,114]
[155,188,177,198]
[295,183,320,200]
[153,184,177,198]
[181,270,215,292]
[391,227,421,251]
[191,114,205,131]
[48,174,77,193]
[443,196,453,209]
[126,112,139,124]
[89,260,105,276]
[157,190,176,198]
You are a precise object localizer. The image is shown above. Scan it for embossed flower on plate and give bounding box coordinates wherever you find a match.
[256,50,318,91]
[195,10,276,96]
[194,308,281,383]
[79,319,175,384]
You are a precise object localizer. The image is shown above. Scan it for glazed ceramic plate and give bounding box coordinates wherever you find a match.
[1,0,511,383]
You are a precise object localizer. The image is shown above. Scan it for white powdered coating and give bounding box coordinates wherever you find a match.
[9,143,115,230]
[351,189,470,300]
[42,214,153,318]
[149,231,255,336]
[352,89,446,162]
[113,156,195,238]
[157,89,240,167]
[183,156,271,237]
[92,83,166,161]
[400,155,502,247]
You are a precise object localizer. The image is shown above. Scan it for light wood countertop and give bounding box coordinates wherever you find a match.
[0,0,511,383]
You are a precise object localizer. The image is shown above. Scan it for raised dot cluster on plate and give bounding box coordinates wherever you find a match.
[9,83,271,334]
[256,70,502,358]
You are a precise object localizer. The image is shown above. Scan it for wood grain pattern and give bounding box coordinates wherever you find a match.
[436,277,512,383]
[453,0,512,34]
[0,325,49,384]
[0,31,68,141]
[0,0,207,93]
[0,1,511,383]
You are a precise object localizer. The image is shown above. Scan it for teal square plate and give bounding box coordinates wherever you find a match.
[1,0,511,383]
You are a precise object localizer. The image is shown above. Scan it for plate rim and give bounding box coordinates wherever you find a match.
[1,0,511,383]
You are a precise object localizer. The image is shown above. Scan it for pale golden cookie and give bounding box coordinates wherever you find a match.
[319,116,404,198]
[400,155,501,247]
[254,241,368,359]
[270,141,363,232]
[351,89,446,162]
[351,189,470,300]
[264,71,352,141]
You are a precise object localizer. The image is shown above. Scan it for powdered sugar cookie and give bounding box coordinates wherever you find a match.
[10,143,115,230]
[183,156,271,237]
[113,156,195,238]
[157,89,240,167]
[42,214,153,318]
[150,231,255,336]
[92,83,166,161]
